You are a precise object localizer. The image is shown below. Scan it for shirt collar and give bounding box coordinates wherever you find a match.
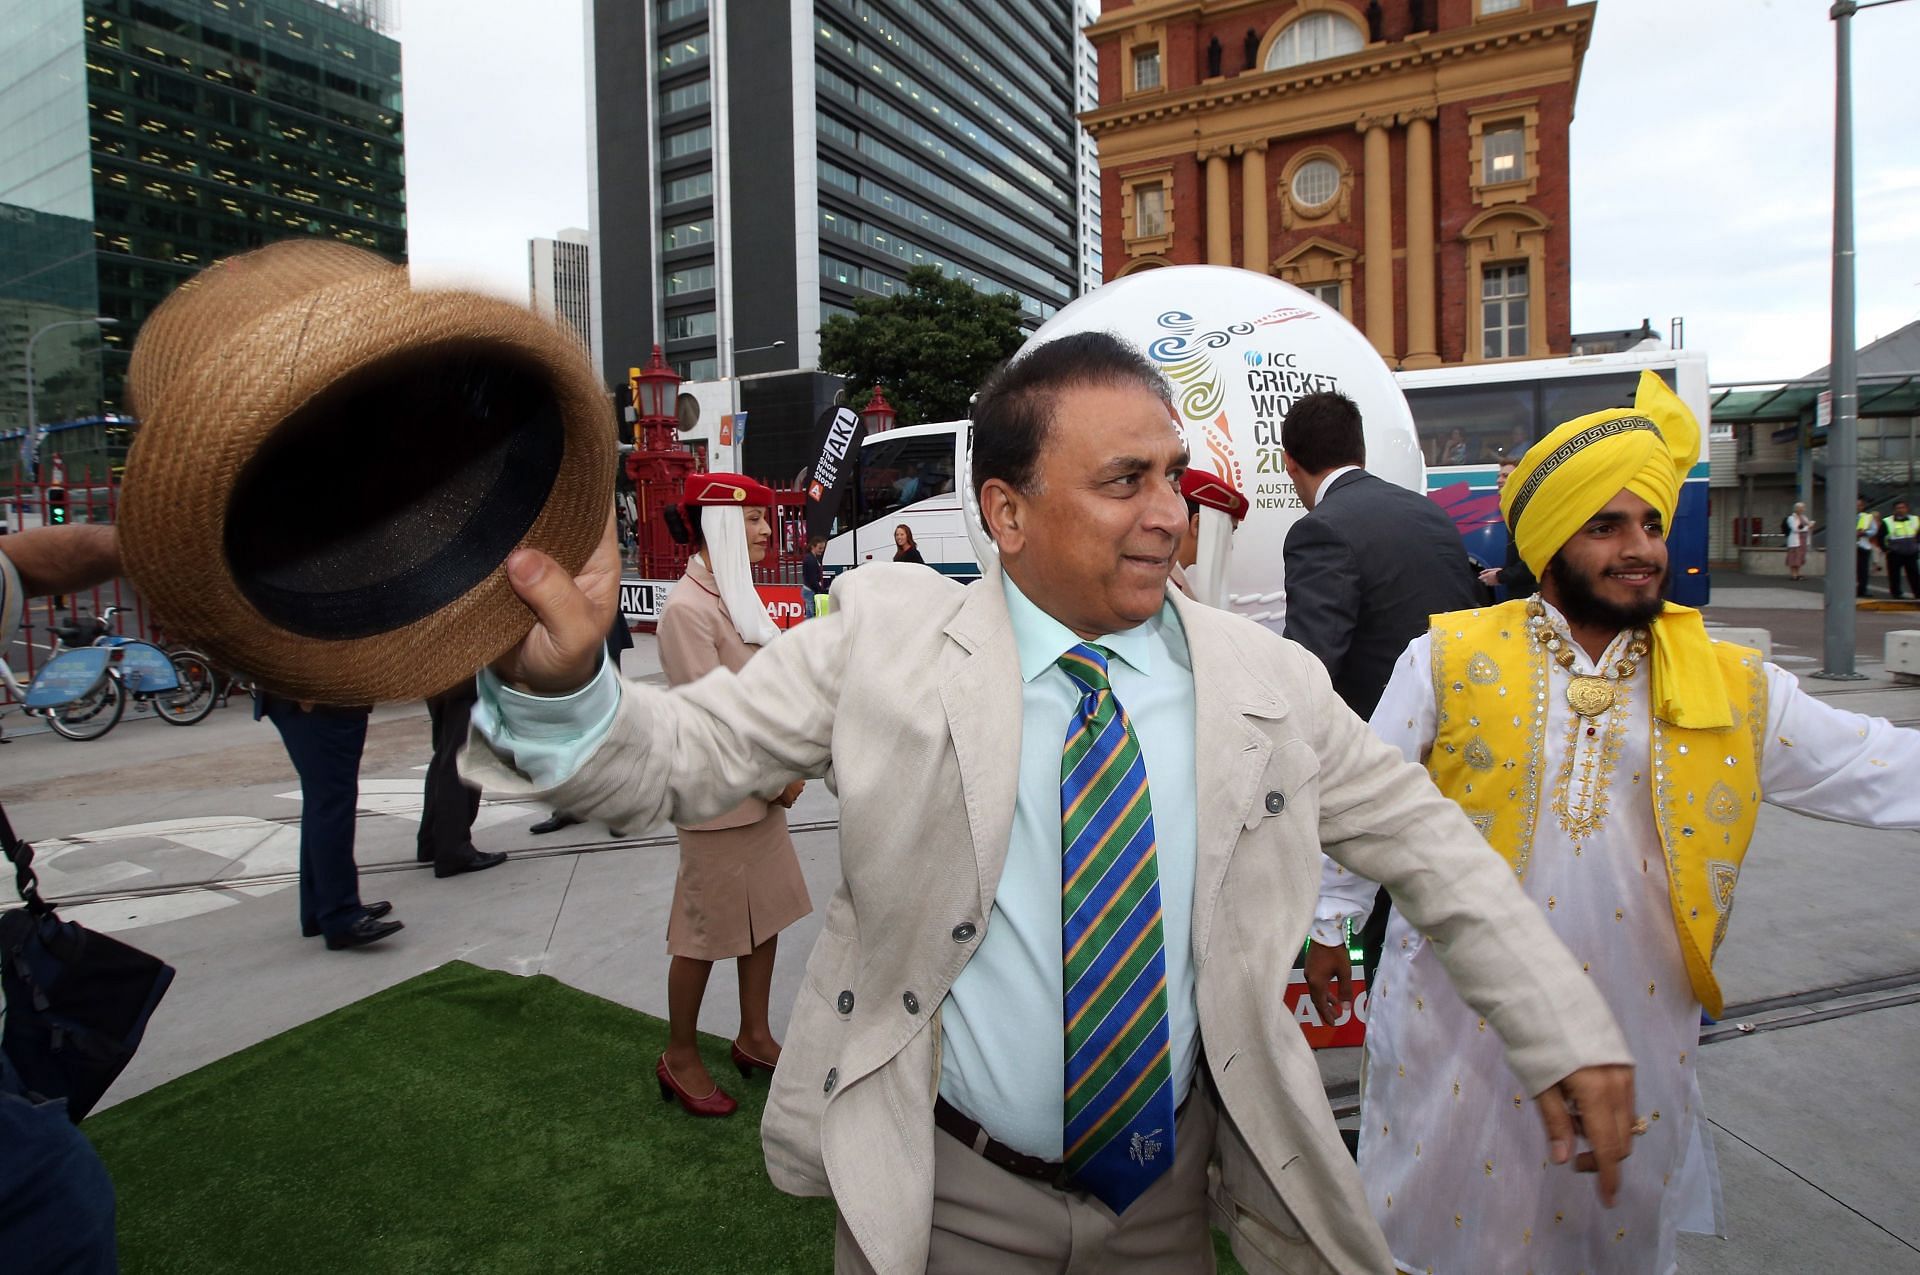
[1000,572,1160,684]
[1314,464,1363,506]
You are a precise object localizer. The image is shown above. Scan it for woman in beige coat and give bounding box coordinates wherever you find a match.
[655,472,811,1117]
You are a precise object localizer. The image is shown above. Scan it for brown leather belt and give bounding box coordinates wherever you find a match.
[933,1097,1075,1189]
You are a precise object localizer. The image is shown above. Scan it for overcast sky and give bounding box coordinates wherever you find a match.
[398,0,1920,383]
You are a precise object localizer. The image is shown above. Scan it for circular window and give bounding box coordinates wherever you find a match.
[1291,159,1341,210]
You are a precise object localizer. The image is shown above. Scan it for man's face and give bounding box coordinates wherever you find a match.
[1543,489,1668,631]
[1496,462,1518,491]
[987,382,1188,639]
[1898,502,1911,518]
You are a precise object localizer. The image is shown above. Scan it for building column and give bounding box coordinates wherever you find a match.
[1359,118,1395,359]
[1203,149,1232,266]
[1238,141,1269,273]
[1401,111,1440,369]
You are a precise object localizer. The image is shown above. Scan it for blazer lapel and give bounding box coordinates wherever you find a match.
[1171,588,1286,962]
[938,570,1023,915]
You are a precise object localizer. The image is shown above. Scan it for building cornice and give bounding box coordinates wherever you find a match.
[1082,4,1594,156]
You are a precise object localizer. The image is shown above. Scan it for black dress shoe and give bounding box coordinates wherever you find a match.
[324,915,404,950]
[529,813,581,835]
[435,849,508,878]
[302,900,393,938]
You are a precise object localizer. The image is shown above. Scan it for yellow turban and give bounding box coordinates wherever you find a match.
[1500,370,1729,729]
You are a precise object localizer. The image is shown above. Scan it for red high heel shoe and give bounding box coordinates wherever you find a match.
[656,1055,737,1117]
[730,1041,778,1078]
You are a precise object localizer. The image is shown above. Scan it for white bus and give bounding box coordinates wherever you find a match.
[1395,346,1714,605]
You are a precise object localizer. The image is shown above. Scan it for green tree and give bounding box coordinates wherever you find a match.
[817,266,1026,427]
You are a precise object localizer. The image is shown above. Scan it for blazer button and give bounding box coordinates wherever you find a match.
[952,921,977,943]
[902,991,920,1015]
[1265,790,1286,814]
[823,1067,838,1095]
[837,989,855,1015]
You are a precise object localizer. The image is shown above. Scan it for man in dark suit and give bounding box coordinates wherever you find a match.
[1281,391,1480,984]
[1478,458,1539,601]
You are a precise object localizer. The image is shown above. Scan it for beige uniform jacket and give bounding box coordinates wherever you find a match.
[656,555,773,830]
[464,563,1630,1274]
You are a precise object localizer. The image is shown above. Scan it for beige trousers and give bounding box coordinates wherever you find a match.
[835,1084,1220,1274]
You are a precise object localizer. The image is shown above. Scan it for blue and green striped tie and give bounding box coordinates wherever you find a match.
[1057,642,1176,1213]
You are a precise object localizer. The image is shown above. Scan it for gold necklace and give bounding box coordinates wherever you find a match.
[1525,599,1649,719]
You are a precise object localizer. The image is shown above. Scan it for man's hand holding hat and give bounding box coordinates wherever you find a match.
[493,513,623,696]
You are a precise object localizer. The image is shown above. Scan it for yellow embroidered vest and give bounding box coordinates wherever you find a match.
[1424,600,1768,1017]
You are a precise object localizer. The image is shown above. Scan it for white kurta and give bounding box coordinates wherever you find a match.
[1314,602,1920,1275]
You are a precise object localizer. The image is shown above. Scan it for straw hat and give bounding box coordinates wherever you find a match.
[120,240,615,702]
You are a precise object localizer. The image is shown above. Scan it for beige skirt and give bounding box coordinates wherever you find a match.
[666,807,812,960]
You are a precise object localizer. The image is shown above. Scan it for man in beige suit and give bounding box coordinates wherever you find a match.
[464,333,1636,1274]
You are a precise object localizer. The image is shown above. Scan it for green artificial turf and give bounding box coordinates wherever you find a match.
[87,961,836,1274]
[87,960,1251,1273]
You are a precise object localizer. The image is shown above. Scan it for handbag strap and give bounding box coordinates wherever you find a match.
[0,797,50,917]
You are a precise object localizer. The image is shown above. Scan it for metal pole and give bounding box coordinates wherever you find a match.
[1816,1,1864,680]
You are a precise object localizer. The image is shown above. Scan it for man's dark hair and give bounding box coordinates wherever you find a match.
[969,331,1172,529]
[1280,391,1366,474]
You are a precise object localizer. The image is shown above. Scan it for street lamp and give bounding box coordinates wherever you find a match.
[24,316,118,479]
[723,337,786,466]
[861,386,897,436]
[1817,0,1910,680]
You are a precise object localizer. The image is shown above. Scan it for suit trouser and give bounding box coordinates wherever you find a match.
[417,679,481,865]
[1858,546,1874,595]
[265,700,369,940]
[834,1081,1219,1275]
[0,1051,115,1275]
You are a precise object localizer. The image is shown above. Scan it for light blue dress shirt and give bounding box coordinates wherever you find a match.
[938,574,1198,1160]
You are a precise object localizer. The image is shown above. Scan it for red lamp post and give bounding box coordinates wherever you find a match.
[625,345,697,579]
[862,386,897,435]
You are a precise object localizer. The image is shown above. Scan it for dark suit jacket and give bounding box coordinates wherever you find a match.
[1282,468,1482,718]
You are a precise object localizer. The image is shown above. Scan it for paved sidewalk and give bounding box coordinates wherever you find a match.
[4,627,1917,1269]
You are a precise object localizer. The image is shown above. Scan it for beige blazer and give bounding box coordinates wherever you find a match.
[465,563,1629,1274]
[657,556,771,830]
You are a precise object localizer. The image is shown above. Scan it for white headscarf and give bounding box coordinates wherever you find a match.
[1187,505,1235,610]
[701,504,780,647]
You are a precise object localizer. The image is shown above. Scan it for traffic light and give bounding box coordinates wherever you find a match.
[45,486,67,525]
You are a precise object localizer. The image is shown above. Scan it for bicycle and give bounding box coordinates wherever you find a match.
[13,607,220,741]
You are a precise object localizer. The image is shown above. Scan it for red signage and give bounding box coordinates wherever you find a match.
[757,584,807,630]
[1284,969,1370,1049]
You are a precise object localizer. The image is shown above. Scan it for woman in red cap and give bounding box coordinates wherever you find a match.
[655,472,811,1117]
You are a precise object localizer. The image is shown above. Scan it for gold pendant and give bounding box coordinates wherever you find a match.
[1565,676,1615,718]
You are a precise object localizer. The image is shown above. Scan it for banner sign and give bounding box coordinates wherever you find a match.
[803,405,864,544]
[621,579,808,631]
[25,647,110,708]
[1283,968,1370,1049]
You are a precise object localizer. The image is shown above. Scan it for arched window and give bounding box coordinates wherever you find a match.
[1264,11,1366,71]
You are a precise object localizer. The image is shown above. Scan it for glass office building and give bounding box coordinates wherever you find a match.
[589,0,1097,478]
[0,0,404,474]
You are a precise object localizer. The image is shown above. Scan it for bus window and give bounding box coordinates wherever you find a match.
[854,434,956,522]
[1537,371,1668,438]
[1403,383,1532,466]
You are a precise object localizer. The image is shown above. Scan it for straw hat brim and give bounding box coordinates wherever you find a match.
[121,268,614,703]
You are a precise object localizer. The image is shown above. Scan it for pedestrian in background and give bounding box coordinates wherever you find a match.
[1479,457,1539,600]
[801,533,828,618]
[1783,500,1815,582]
[1281,390,1480,988]
[1857,497,1882,597]
[892,523,923,564]
[415,677,507,878]
[256,694,400,950]
[0,524,122,1275]
[1882,498,1919,599]
[654,473,810,1118]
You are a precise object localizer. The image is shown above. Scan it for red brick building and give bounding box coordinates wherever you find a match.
[1082,0,1594,369]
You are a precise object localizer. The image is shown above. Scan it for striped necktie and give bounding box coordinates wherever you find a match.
[1057,642,1176,1213]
